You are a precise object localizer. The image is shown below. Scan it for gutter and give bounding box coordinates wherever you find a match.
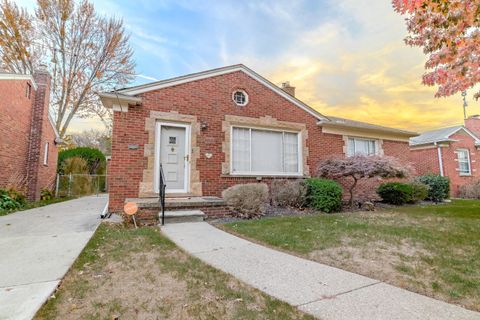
[435,142,445,176]
[317,120,418,138]
[98,91,143,112]
[100,200,110,219]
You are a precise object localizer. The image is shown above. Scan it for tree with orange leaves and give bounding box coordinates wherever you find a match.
[0,0,135,137]
[393,0,480,100]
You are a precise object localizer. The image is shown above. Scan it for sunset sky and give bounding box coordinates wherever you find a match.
[19,0,479,133]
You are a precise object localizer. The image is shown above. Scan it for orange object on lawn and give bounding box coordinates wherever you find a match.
[124,202,138,216]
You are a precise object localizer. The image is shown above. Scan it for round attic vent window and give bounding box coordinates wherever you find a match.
[232,90,248,106]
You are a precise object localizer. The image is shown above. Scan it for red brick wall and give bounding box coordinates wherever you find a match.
[441,132,480,195]
[384,140,411,164]
[0,73,58,200]
[26,70,59,200]
[465,116,480,138]
[330,141,413,203]
[109,71,410,212]
[345,141,413,203]
[410,131,480,196]
[35,101,59,197]
[0,79,34,191]
[409,146,441,177]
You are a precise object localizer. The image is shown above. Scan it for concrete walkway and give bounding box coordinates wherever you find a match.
[0,195,107,320]
[162,222,480,320]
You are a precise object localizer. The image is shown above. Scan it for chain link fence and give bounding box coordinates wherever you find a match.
[55,174,108,197]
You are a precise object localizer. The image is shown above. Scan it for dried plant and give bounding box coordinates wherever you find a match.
[270,179,307,208]
[5,171,27,194]
[222,183,269,219]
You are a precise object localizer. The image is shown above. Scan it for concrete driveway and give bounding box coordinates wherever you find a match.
[0,195,107,320]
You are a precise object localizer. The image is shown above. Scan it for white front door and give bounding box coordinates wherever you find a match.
[159,125,188,193]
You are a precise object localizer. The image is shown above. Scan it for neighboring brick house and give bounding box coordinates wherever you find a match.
[0,67,62,200]
[410,116,480,196]
[99,64,416,219]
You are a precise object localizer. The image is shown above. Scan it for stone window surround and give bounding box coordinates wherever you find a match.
[140,110,202,197]
[221,115,310,177]
[342,135,384,156]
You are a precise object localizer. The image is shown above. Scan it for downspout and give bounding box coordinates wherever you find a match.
[435,142,444,176]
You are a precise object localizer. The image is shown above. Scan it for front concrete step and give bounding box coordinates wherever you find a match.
[161,210,205,224]
[126,196,225,210]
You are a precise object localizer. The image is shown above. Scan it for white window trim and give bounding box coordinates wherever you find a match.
[229,125,303,176]
[347,137,378,157]
[43,142,49,165]
[456,149,471,176]
[232,90,249,106]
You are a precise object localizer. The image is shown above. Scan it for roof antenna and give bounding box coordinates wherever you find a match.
[462,91,468,120]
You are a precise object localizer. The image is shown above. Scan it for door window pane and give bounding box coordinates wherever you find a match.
[251,129,283,172]
[284,132,299,173]
[232,127,250,172]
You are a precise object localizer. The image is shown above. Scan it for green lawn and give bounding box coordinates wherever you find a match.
[35,223,313,320]
[223,200,480,311]
[0,197,74,216]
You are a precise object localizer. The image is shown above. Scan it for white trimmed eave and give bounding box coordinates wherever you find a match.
[410,126,480,148]
[98,92,142,113]
[0,73,38,90]
[117,64,329,121]
[318,120,418,142]
[409,139,454,149]
[458,126,480,145]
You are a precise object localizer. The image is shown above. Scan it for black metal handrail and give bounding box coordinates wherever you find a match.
[159,163,167,225]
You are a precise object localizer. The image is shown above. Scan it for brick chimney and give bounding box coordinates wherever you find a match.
[281,81,295,97]
[465,115,480,138]
[26,64,51,200]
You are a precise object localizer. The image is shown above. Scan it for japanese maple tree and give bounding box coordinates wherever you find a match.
[317,155,411,207]
[393,0,480,99]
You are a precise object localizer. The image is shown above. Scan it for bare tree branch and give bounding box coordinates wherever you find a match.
[0,0,135,137]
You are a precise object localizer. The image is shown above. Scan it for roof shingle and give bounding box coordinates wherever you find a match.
[410,125,480,146]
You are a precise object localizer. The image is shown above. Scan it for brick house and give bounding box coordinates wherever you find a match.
[0,67,62,200]
[410,116,480,196]
[99,64,416,221]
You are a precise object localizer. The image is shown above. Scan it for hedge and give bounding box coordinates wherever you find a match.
[415,174,450,202]
[377,182,413,205]
[305,178,343,213]
[58,147,106,174]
